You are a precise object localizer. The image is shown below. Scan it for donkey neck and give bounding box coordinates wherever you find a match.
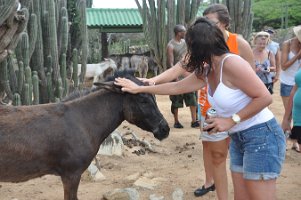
[66,90,125,146]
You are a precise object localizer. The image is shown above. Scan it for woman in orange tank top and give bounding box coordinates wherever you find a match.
[194,4,255,200]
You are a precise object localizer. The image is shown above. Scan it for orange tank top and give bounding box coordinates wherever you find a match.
[227,31,239,55]
[198,31,239,117]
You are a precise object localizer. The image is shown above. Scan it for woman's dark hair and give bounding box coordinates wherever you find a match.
[203,4,231,29]
[184,17,229,77]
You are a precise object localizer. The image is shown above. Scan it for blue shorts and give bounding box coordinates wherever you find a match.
[229,118,286,180]
[280,83,293,97]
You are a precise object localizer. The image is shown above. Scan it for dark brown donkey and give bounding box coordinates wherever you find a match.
[0,71,170,200]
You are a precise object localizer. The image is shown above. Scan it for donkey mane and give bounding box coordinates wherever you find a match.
[62,70,140,102]
[62,88,97,102]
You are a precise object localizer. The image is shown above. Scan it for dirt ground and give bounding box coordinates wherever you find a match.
[1,82,301,200]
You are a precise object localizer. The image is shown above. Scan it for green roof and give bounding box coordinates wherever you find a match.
[86,8,143,33]
[86,6,207,33]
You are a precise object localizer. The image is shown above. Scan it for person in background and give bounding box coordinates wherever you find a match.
[280,25,301,108]
[252,31,276,94]
[282,68,301,153]
[166,25,199,129]
[265,29,281,85]
[281,25,301,152]
[115,17,286,200]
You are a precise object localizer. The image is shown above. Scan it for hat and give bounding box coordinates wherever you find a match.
[264,29,275,34]
[293,25,301,43]
[254,31,270,40]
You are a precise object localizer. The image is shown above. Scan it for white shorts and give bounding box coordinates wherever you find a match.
[198,118,229,142]
[200,131,229,142]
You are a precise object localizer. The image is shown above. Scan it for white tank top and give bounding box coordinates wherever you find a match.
[280,51,301,86]
[207,54,274,133]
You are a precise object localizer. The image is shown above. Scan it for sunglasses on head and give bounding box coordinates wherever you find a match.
[257,35,269,38]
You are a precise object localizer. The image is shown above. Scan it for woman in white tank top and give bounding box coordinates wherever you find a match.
[280,29,301,109]
[115,17,286,200]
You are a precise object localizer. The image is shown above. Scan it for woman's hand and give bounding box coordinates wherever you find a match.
[281,118,291,132]
[203,117,235,134]
[114,78,140,94]
[273,74,279,83]
[137,77,156,86]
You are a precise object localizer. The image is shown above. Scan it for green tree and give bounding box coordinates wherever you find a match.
[252,0,301,31]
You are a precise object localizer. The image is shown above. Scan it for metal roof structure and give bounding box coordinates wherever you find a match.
[86,8,143,33]
[86,7,205,33]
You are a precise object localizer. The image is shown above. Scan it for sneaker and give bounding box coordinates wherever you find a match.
[174,122,184,128]
[194,184,215,197]
[191,121,200,128]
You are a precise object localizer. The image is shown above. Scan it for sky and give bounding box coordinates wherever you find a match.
[93,0,139,8]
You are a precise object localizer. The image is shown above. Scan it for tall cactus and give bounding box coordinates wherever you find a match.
[135,0,202,72]
[0,0,28,104]
[86,0,92,8]
[32,71,39,105]
[0,0,88,105]
[0,0,28,62]
[78,0,88,85]
[224,0,253,40]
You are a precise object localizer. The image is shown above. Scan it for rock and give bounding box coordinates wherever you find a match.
[98,131,124,156]
[94,170,106,181]
[142,172,154,179]
[82,163,106,181]
[126,172,141,181]
[133,177,158,190]
[172,188,184,200]
[149,194,164,200]
[103,188,139,200]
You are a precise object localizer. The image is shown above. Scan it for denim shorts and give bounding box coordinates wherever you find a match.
[229,118,286,180]
[280,82,293,97]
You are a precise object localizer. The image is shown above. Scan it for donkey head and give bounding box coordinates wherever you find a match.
[94,70,169,140]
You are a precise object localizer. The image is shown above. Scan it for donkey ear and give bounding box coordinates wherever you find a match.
[93,81,122,93]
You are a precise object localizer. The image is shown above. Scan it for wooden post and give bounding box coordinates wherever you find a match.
[101,32,108,61]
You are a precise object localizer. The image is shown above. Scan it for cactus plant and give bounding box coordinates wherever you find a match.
[0,1,28,62]
[135,0,202,72]
[32,71,39,105]
[24,66,33,105]
[0,0,88,105]
[224,0,253,40]
[13,93,21,106]
[72,48,78,90]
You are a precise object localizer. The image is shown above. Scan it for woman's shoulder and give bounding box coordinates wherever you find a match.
[224,54,248,68]
[222,54,254,86]
[236,36,253,59]
[236,36,250,49]
[281,40,291,52]
[282,39,291,47]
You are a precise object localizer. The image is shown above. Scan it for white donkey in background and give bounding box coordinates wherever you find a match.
[78,58,117,84]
